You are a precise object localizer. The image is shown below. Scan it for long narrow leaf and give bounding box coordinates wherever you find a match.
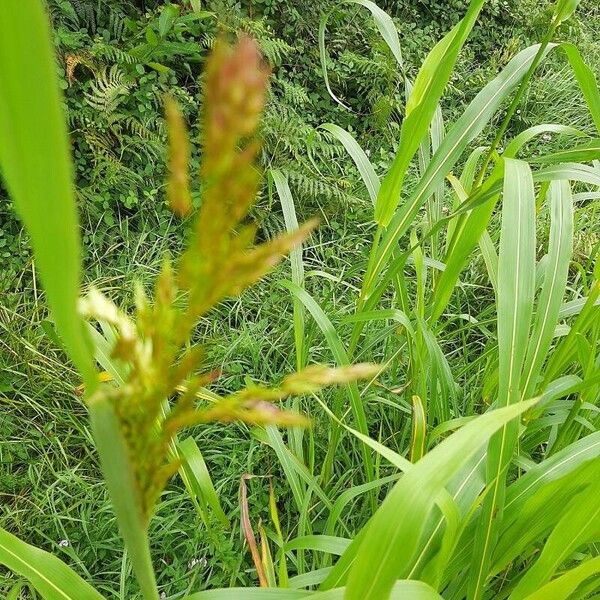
[362,44,551,300]
[281,281,374,484]
[185,580,442,599]
[510,476,600,598]
[0,0,96,388]
[318,0,404,110]
[522,556,600,600]
[504,124,587,158]
[319,124,380,205]
[521,180,573,399]
[88,398,158,600]
[468,159,536,600]
[375,0,485,226]
[177,437,230,528]
[561,43,600,132]
[0,528,104,600]
[323,400,536,598]
[528,138,600,164]
[272,170,307,370]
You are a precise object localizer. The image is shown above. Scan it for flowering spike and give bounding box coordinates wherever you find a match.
[165,95,192,217]
[80,37,378,522]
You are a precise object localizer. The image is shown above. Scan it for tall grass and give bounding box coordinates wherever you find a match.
[1,0,600,599]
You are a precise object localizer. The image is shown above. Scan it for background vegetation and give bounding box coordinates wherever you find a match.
[1,0,599,598]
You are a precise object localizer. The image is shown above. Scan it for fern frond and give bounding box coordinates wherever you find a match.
[107,10,127,41]
[256,38,294,66]
[274,77,309,107]
[67,0,96,32]
[283,168,355,205]
[84,65,132,113]
[91,41,138,66]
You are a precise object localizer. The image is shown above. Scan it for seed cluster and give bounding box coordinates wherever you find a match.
[80,37,377,521]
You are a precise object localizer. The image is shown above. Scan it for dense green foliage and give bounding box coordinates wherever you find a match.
[1,0,600,599]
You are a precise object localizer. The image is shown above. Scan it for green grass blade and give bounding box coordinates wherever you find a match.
[533,162,600,185]
[177,437,230,529]
[465,162,600,211]
[504,124,587,158]
[288,568,332,589]
[347,0,404,68]
[0,6,155,593]
[362,44,550,301]
[319,124,380,205]
[374,0,485,226]
[543,281,600,385]
[427,104,446,264]
[185,590,309,599]
[552,0,582,25]
[0,0,95,389]
[558,295,600,319]
[510,476,600,599]
[573,190,600,202]
[479,229,499,295]
[341,308,415,337]
[561,43,600,132]
[528,138,600,164]
[503,430,600,527]
[491,459,599,579]
[283,536,351,556]
[272,171,311,464]
[327,401,536,599]
[521,556,600,600]
[272,170,307,370]
[526,374,583,418]
[324,475,399,536]
[460,146,488,191]
[0,527,105,600]
[470,431,600,576]
[261,427,325,576]
[318,0,404,111]
[521,180,573,399]
[410,395,427,461]
[444,147,486,247]
[416,319,458,422]
[321,448,485,588]
[185,581,443,599]
[264,426,308,513]
[6,582,26,600]
[261,426,331,509]
[431,181,500,320]
[316,581,444,599]
[313,392,412,478]
[468,159,537,600]
[408,451,486,580]
[318,12,350,110]
[281,281,374,484]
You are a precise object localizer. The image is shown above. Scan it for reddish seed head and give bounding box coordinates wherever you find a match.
[204,35,270,150]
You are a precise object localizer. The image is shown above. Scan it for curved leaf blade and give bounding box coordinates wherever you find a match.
[468,159,537,600]
[521,180,573,399]
[0,527,104,600]
[363,44,550,299]
[522,556,600,600]
[326,400,536,599]
[319,124,380,205]
[0,0,96,388]
[375,0,485,226]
